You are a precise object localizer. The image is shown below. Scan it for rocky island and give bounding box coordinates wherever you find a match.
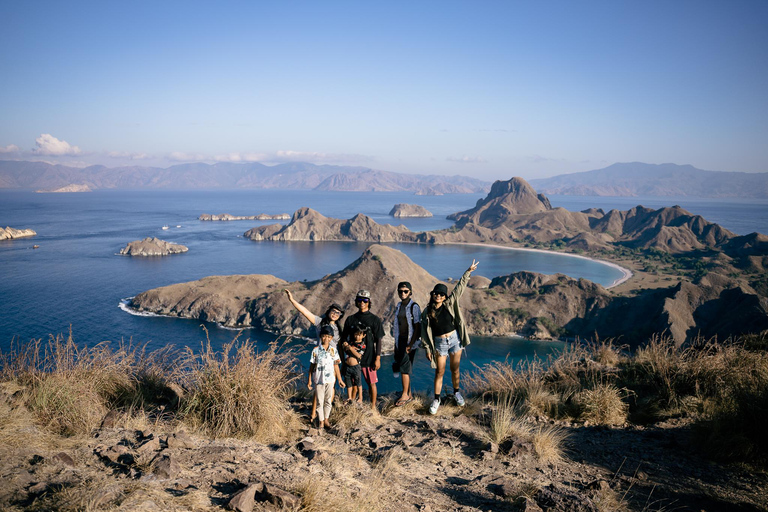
[199,213,290,221]
[0,226,36,240]
[389,203,433,217]
[36,184,92,193]
[119,237,188,257]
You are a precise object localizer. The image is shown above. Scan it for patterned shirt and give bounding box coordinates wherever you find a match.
[310,345,340,385]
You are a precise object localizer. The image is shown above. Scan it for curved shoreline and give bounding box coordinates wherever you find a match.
[446,242,633,289]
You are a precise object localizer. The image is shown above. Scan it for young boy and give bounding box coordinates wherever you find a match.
[308,325,345,429]
[341,324,366,404]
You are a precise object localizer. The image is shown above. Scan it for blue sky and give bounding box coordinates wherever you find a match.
[1,0,766,180]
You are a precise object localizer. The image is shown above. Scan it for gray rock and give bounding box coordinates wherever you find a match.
[151,454,179,479]
[227,482,264,512]
[52,452,75,466]
[119,237,188,257]
[389,204,433,218]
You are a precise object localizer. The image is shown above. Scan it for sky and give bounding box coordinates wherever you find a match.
[0,0,766,181]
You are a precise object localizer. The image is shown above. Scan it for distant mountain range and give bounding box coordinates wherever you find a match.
[529,162,768,198]
[0,160,489,194]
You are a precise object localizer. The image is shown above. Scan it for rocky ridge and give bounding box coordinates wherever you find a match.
[0,226,36,240]
[389,203,433,218]
[244,207,419,243]
[119,237,189,257]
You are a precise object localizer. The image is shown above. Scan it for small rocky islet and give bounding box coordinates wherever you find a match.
[0,226,36,241]
[119,237,188,257]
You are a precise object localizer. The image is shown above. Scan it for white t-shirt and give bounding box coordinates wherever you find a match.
[310,344,340,385]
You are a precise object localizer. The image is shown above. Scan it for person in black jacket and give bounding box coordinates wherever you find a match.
[341,289,384,411]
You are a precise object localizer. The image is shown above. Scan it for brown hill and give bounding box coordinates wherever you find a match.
[132,245,439,351]
[448,177,552,225]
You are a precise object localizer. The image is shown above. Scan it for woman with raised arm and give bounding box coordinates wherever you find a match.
[421,259,479,415]
[284,289,345,422]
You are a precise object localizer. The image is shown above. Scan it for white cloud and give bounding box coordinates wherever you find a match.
[213,152,269,163]
[32,134,82,156]
[0,144,20,154]
[273,150,374,164]
[447,156,488,164]
[168,151,210,162]
[106,151,151,160]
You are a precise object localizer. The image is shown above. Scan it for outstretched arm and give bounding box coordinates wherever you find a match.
[283,289,318,325]
[449,259,480,302]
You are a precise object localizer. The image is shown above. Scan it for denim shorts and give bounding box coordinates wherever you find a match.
[434,330,461,356]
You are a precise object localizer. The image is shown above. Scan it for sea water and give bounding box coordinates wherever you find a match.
[1,189,765,394]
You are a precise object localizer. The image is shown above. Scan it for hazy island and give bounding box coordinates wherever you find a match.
[199,213,291,221]
[389,203,433,218]
[35,183,92,193]
[0,226,36,240]
[119,237,188,257]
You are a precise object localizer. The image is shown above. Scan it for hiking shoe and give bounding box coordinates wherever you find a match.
[429,398,440,415]
[454,391,465,407]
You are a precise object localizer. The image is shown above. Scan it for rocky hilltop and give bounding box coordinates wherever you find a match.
[0,226,36,240]
[439,176,756,257]
[389,203,433,218]
[132,245,438,351]
[130,245,768,347]
[199,213,290,221]
[119,237,188,257]
[244,207,419,243]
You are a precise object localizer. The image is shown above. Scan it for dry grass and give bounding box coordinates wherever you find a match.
[531,424,568,464]
[0,333,139,436]
[575,383,629,426]
[331,400,384,430]
[179,338,301,443]
[382,393,427,419]
[485,393,531,444]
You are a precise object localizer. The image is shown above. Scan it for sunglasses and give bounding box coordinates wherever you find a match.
[329,309,342,316]
[431,291,446,297]
[398,289,410,295]
[356,297,370,303]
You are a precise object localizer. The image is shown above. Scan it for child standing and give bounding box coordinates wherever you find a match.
[341,325,366,404]
[308,325,345,429]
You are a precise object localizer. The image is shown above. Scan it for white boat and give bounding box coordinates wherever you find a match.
[162,225,169,230]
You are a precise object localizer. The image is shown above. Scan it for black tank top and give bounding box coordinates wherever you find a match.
[430,305,454,337]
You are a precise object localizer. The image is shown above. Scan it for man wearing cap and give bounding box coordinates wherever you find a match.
[341,289,385,411]
[392,281,421,407]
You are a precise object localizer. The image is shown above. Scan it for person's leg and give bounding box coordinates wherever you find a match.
[434,355,448,396]
[311,393,317,421]
[363,368,378,411]
[401,373,411,400]
[449,350,462,391]
[324,384,334,427]
[315,386,326,428]
[356,385,363,402]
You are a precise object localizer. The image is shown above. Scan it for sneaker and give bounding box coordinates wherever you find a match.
[429,398,440,415]
[454,391,465,406]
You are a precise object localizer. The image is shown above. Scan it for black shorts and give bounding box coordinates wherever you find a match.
[393,345,417,375]
[344,364,361,387]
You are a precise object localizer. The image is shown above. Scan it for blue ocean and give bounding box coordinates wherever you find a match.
[1,189,766,394]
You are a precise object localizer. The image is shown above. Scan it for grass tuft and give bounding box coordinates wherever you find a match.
[179,337,301,442]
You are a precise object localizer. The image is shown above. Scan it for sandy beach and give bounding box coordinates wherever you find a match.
[449,242,634,289]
